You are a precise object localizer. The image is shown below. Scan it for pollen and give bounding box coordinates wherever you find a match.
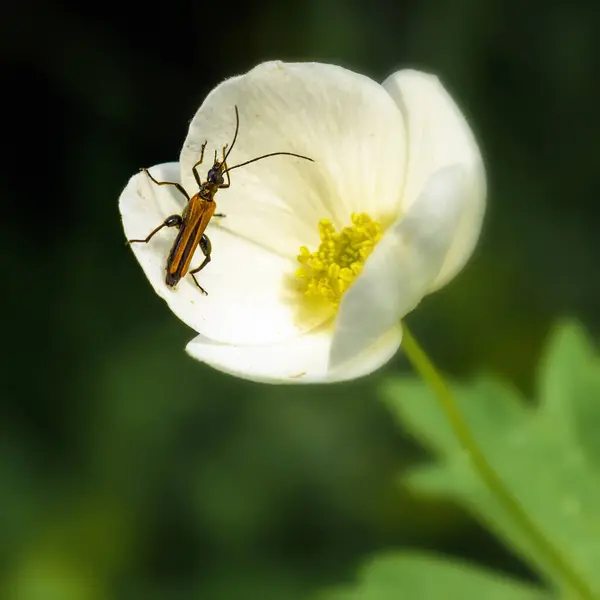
[295,213,383,307]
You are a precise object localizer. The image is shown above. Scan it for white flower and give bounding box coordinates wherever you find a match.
[119,61,486,384]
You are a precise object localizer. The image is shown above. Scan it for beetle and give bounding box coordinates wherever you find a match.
[127,106,314,294]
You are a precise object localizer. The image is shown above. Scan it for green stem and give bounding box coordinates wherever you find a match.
[401,324,596,600]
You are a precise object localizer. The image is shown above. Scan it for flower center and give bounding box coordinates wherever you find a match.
[295,213,383,307]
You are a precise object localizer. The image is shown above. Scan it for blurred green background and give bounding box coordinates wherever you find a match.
[3,0,600,598]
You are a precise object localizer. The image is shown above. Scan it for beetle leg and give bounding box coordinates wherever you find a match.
[141,168,190,201]
[192,141,208,187]
[127,214,183,245]
[189,234,212,295]
[220,144,231,189]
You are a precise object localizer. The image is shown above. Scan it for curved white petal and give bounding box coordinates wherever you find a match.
[179,61,407,259]
[383,70,486,290]
[330,166,468,370]
[119,162,328,344]
[186,323,402,384]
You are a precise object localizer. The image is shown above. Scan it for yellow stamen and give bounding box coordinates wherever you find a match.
[295,213,383,308]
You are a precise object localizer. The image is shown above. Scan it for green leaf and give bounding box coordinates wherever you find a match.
[380,320,600,597]
[318,553,549,600]
[538,320,600,467]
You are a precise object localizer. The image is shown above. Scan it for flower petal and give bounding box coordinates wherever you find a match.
[330,166,468,370]
[383,69,486,289]
[179,61,407,259]
[185,323,402,384]
[119,162,328,344]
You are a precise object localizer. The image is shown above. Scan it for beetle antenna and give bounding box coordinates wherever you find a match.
[222,106,240,164]
[223,152,314,174]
